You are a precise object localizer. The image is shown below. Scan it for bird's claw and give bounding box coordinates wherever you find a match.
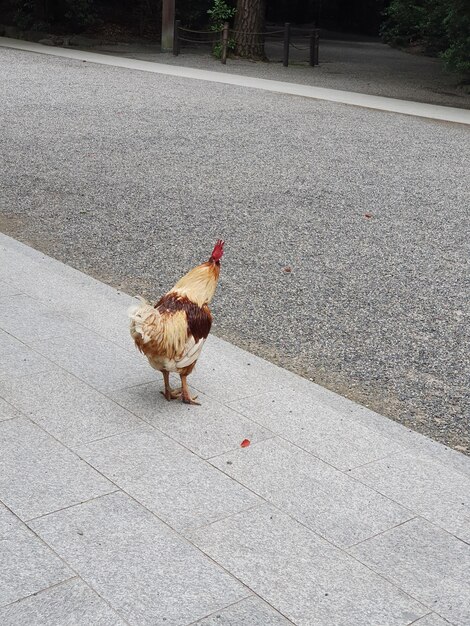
[160,388,182,401]
[182,394,200,406]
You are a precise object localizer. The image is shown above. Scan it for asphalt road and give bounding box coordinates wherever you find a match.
[1,47,469,453]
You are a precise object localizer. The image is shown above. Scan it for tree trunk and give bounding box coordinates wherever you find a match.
[234,0,266,59]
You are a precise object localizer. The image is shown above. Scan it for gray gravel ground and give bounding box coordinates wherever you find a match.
[1,47,469,453]
[89,37,470,109]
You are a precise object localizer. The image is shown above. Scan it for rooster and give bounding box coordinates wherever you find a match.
[129,240,224,405]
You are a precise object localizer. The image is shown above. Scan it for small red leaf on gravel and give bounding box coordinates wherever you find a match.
[283,266,292,273]
[241,439,251,448]
[364,213,373,219]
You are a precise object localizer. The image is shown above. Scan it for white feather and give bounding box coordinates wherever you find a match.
[176,337,205,368]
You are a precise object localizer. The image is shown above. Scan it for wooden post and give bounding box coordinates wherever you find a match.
[314,28,320,65]
[283,22,290,67]
[221,22,229,65]
[173,20,180,56]
[161,0,175,52]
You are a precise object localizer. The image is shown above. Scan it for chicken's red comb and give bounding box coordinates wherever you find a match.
[210,239,225,262]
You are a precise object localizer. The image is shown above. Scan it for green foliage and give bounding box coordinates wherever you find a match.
[176,0,210,27]
[211,38,236,59]
[14,0,38,30]
[440,0,470,73]
[207,0,236,58]
[13,0,96,31]
[381,0,470,74]
[63,0,97,30]
[207,0,236,31]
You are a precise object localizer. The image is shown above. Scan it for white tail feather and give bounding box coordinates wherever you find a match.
[128,297,158,343]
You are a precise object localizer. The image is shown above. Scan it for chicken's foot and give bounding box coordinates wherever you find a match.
[160,371,181,401]
[180,374,200,405]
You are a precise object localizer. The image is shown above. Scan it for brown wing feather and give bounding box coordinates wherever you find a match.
[129,293,212,365]
[155,293,212,342]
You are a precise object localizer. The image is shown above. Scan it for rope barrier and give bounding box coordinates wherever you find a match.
[178,37,219,44]
[174,23,320,67]
[290,43,311,50]
[228,29,285,36]
[177,27,221,34]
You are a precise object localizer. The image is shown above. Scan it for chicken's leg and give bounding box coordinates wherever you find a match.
[180,374,200,405]
[160,371,181,401]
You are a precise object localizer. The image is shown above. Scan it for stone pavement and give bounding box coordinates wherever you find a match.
[0,232,469,626]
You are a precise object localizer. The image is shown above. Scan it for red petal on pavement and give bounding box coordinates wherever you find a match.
[364,213,373,218]
[241,439,251,448]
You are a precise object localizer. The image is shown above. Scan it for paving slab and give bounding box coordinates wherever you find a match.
[412,614,453,626]
[29,491,249,626]
[0,293,84,344]
[0,280,22,298]
[0,329,56,381]
[210,437,412,548]
[193,596,293,625]
[64,299,135,350]
[190,337,293,403]
[0,239,134,349]
[0,227,132,309]
[30,327,156,392]
[228,389,405,470]
[404,435,470,480]
[76,427,262,532]
[313,391,470,479]
[0,502,72,608]
[350,449,470,543]
[0,417,115,520]
[0,578,126,625]
[0,397,23,422]
[112,380,273,458]
[0,369,143,447]
[188,503,427,626]
[1,233,469,625]
[348,517,470,626]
